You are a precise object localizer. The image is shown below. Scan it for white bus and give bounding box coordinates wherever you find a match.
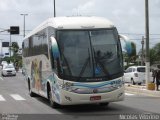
[22,16,132,108]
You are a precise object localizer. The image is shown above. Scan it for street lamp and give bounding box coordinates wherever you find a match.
[53,0,56,17]
[20,14,28,37]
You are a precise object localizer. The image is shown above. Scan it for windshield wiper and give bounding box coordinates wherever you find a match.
[61,52,72,76]
[93,49,111,78]
[77,48,91,81]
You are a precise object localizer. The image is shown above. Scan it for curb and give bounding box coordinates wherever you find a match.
[125,84,146,89]
[125,84,160,97]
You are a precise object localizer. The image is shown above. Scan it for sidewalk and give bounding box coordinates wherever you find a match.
[125,84,160,97]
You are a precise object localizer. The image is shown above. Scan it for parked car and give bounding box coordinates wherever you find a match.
[124,66,153,85]
[1,64,16,77]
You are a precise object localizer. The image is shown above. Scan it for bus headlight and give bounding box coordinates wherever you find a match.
[61,82,73,91]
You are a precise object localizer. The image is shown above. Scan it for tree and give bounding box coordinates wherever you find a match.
[137,42,160,65]
[2,42,22,68]
[11,42,19,55]
[11,42,22,68]
[150,48,157,65]
[150,43,160,65]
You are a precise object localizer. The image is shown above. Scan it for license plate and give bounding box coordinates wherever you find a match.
[90,96,101,101]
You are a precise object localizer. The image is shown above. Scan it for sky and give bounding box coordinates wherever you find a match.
[0,0,160,52]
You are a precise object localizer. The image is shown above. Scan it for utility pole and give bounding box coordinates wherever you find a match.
[20,14,28,37]
[141,36,145,66]
[145,0,150,89]
[0,39,3,59]
[10,34,11,58]
[53,0,56,17]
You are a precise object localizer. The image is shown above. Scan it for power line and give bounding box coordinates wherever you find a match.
[0,33,23,36]
[1,30,160,35]
[0,33,160,40]
[120,33,160,36]
[0,29,31,32]
[120,33,144,35]
[0,28,6,30]
[130,38,160,40]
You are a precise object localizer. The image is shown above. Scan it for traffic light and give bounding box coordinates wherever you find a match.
[10,26,19,34]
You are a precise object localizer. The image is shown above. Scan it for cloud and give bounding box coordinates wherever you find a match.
[0,1,9,11]
[72,0,95,16]
[0,0,160,51]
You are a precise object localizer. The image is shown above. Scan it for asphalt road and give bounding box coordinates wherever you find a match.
[0,73,160,120]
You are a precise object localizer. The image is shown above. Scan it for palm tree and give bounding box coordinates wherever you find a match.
[11,42,19,55]
[10,42,22,69]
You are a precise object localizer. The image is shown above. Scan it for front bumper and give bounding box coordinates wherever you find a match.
[2,71,16,76]
[57,86,125,105]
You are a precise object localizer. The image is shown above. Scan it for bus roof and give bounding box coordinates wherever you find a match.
[25,16,115,39]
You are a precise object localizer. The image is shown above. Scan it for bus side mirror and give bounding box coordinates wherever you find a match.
[119,34,132,55]
[50,37,60,59]
[50,37,63,75]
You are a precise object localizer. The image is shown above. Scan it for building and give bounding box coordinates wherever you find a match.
[0,41,14,58]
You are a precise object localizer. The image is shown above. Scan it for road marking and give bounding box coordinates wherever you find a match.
[0,77,3,81]
[125,93,135,96]
[0,95,5,101]
[10,94,26,101]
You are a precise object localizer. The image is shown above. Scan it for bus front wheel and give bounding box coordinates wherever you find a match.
[48,91,60,108]
[99,102,109,107]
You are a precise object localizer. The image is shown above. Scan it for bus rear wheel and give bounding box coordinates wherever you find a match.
[28,79,36,97]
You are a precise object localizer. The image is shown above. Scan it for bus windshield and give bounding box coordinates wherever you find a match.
[57,29,123,82]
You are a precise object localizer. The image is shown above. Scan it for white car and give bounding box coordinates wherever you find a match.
[1,64,16,77]
[124,66,153,85]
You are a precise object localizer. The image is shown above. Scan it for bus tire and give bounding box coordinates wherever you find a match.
[28,79,36,97]
[99,102,109,107]
[48,91,60,108]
